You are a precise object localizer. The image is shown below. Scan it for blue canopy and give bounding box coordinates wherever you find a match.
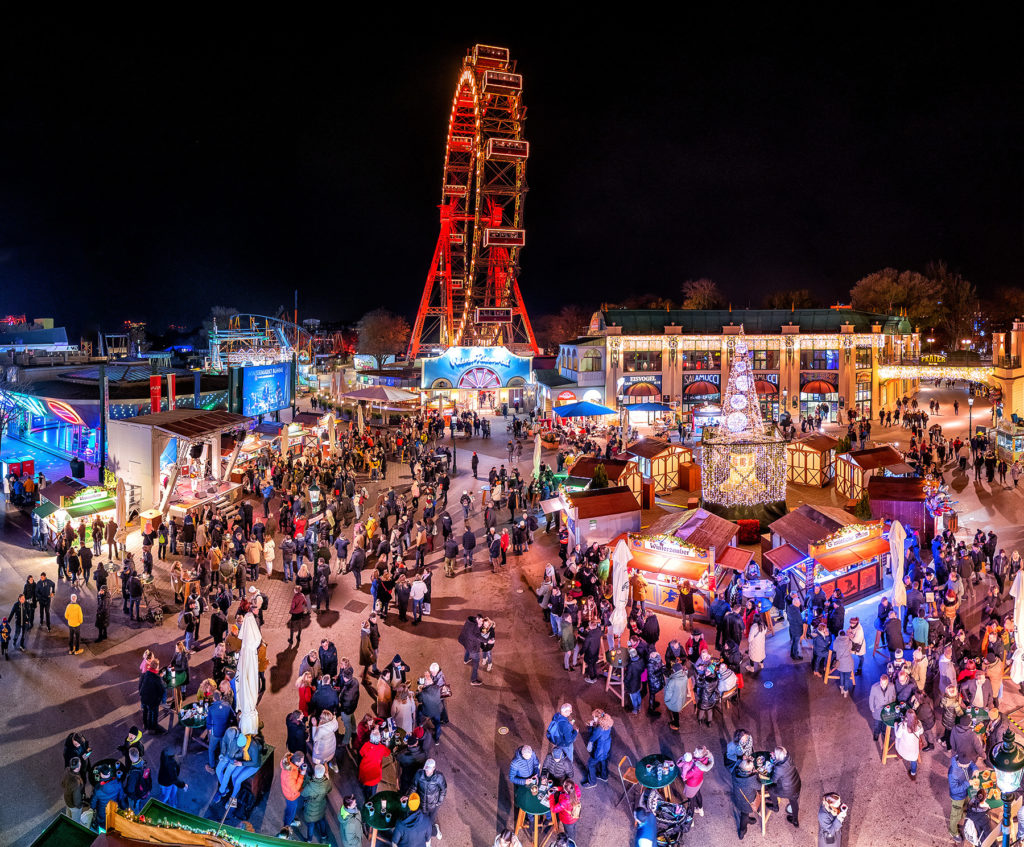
[626,402,673,412]
[553,400,618,418]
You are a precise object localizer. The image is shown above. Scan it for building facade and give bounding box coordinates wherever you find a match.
[541,308,919,424]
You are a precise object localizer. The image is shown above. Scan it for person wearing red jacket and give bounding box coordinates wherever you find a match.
[550,778,582,842]
[358,730,390,801]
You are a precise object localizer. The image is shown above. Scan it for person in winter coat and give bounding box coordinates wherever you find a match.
[950,713,984,765]
[939,684,963,750]
[91,760,124,815]
[337,794,363,847]
[580,709,613,786]
[663,662,690,731]
[770,746,801,827]
[358,730,390,800]
[730,757,760,839]
[832,631,855,696]
[359,617,381,680]
[157,748,187,807]
[694,667,720,727]
[138,659,167,733]
[847,616,867,675]
[678,746,714,818]
[624,647,645,714]
[62,757,89,822]
[310,710,339,773]
[301,762,331,843]
[646,651,666,715]
[817,793,847,847]
[508,745,541,786]
[868,674,896,741]
[746,617,767,673]
[411,758,447,837]
[392,792,434,847]
[811,623,830,677]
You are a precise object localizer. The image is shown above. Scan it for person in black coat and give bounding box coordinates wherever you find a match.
[417,674,445,743]
[769,746,801,827]
[285,710,307,755]
[730,757,760,839]
[582,623,603,683]
[461,527,476,571]
[724,607,745,648]
[318,639,339,679]
[138,661,166,733]
[640,611,660,647]
[624,648,644,714]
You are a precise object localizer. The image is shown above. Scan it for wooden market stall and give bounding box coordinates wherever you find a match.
[786,433,839,487]
[557,486,642,556]
[768,504,890,603]
[623,437,693,494]
[614,507,744,620]
[867,476,958,541]
[566,456,644,500]
[835,445,913,499]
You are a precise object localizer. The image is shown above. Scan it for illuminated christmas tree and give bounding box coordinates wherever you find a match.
[701,330,787,525]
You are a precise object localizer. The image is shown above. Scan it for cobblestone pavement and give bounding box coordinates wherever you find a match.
[0,389,1021,846]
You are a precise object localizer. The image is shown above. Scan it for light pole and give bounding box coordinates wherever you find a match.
[968,396,974,438]
[988,729,1024,847]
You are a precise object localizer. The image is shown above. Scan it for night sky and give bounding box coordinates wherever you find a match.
[0,15,1020,338]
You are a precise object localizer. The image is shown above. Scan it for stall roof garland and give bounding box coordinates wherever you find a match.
[819,522,874,549]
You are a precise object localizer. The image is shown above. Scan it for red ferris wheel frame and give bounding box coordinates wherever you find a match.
[409,44,539,358]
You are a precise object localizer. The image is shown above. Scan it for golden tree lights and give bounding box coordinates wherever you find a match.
[702,331,787,508]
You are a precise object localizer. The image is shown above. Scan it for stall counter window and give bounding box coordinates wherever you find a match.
[623,532,716,619]
[804,522,889,602]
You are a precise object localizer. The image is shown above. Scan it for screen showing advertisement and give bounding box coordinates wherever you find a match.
[241,364,291,416]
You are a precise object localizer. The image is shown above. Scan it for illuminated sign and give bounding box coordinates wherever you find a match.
[629,533,709,559]
[557,391,577,403]
[47,399,85,426]
[422,346,532,390]
[476,308,513,324]
[824,524,871,549]
[483,228,525,248]
[683,373,721,387]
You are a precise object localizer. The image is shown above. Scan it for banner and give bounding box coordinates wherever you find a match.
[194,371,201,409]
[166,373,176,410]
[149,375,161,413]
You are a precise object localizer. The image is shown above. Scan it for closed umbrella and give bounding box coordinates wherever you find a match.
[236,612,261,736]
[114,478,127,562]
[889,520,907,610]
[610,539,631,642]
[1010,572,1024,684]
[356,403,365,436]
[327,414,336,455]
[533,433,542,479]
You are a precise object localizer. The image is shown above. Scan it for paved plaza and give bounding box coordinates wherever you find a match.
[0,384,1020,846]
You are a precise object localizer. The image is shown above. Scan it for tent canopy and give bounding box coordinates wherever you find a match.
[553,400,617,418]
[343,386,418,403]
[627,402,673,412]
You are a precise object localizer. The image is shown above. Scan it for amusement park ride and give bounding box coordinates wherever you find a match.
[207,314,318,372]
[409,45,539,359]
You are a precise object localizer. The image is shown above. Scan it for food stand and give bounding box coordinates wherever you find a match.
[623,438,693,494]
[34,478,116,544]
[786,434,838,487]
[615,507,744,619]
[555,486,642,556]
[768,505,890,603]
[868,475,958,541]
[566,456,644,500]
[835,445,913,500]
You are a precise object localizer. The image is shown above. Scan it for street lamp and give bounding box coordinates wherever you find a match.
[968,396,974,437]
[988,729,1024,847]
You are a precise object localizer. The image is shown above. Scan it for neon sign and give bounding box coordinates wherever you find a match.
[824,524,871,549]
[47,399,85,426]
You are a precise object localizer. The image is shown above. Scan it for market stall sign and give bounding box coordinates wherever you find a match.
[823,524,871,549]
[628,532,709,559]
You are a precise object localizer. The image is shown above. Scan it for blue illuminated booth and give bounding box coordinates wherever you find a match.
[421,346,534,412]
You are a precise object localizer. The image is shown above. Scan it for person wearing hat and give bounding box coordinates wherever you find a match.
[679,746,715,820]
[390,791,433,846]
[91,760,124,816]
[300,762,331,843]
[123,746,152,813]
[396,727,428,793]
[413,758,447,840]
[950,712,984,766]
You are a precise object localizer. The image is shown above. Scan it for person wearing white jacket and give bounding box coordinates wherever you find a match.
[310,709,339,773]
[847,616,867,675]
[746,618,767,673]
[894,709,924,779]
[263,537,276,577]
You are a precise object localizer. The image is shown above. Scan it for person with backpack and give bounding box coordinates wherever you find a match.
[122,746,152,812]
[550,778,582,843]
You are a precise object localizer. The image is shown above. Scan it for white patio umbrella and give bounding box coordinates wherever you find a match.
[356,403,365,436]
[236,612,261,736]
[889,520,907,610]
[610,539,631,643]
[532,433,542,479]
[343,385,418,403]
[1010,571,1024,684]
[114,478,127,562]
[327,414,336,455]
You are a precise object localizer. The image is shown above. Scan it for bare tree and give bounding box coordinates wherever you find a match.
[534,305,593,351]
[927,261,978,347]
[761,288,820,309]
[201,305,241,340]
[849,268,940,327]
[681,278,725,309]
[357,309,411,367]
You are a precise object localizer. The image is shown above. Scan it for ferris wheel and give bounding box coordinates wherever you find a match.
[409,44,539,358]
